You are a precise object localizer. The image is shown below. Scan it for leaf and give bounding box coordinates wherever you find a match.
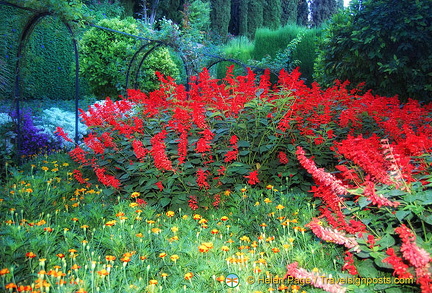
[358,196,370,209]
[356,259,379,277]
[395,210,411,221]
[375,234,395,250]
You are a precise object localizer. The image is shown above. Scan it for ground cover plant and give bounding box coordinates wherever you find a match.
[1,67,432,292]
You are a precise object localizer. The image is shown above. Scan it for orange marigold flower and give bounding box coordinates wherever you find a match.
[271,247,280,253]
[192,214,201,220]
[105,220,116,226]
[166,211,175,217]
[139,256,147,261]
[151,227,162,234]
[0,268,10,275]
[220,216,229,221]
[170,254,180,262]
[149,279,158,285]
[275,204,285,210]
[71,264,81,270]
[221,246,230,252]
[97,269,109,276]
[131,192,140,198]
[5,283,17,289]
[211,229,219,235]
[105,255,116,262]
[159,252,167,258]
[184,272,194,280]
[25,252,37,258]
[215,275,225,282]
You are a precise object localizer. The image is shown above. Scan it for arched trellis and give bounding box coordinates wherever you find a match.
[0,1,81,162]
[1,1,270,162]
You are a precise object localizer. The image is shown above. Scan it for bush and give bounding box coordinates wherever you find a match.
[79,17,180,97]
[314,0,432,102]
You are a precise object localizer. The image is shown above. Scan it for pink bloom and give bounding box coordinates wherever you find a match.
[284,262,347,293]
[363,181,400,208]
[306,218,360,252]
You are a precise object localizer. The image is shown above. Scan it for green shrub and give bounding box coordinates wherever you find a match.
[314,0,432,102]
[216,36,254,78]
[292,27,322,83]
[79,17,180,97]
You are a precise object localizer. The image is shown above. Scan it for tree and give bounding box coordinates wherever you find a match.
[310,0,339,27]
[246,0,264,38]
[264,0,282,29]
[210,0,231,38]
[314,0,432,102]
[281,0,298,25]
[297,0,309,26]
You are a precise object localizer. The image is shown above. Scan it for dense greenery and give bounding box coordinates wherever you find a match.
[79,17,180,97]
[315,0,432,102]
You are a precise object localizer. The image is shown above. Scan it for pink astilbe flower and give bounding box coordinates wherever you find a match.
[284,262,347,293]
[363,180,400,208]
[296,146,348,195]
[306,218,360,252]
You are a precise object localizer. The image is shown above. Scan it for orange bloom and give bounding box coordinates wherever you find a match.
[0,268,10,275]
[97,269,110,276]
[215,275,225,282]
[211,229,219,235]
[25,252,37,258]
[159,252,167,258]
[220,216,229,221]
[105,255,116,262]
[131,192,140,198]
[5,283,17,289]
[166,211,175,217]
[272,247,280,253]
[170,254,180,262]
[184,272,194,280]
[149,279,158,285]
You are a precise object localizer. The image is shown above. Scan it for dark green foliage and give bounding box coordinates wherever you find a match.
[297,0,309,26]
[310,0,339,27]
[263,0,282,29]
[292,27,322,83]
[210,0,231,38]
[252,25,304,60]
[314,0,432,102]
[79,17,180,97]
[246,0,264,38]
[281,0,298,25]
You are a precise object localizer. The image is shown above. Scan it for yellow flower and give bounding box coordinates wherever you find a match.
[264,198,272,203]
[97,269,109,276]
[159,252,167,258]
[275,204,285,210]
[184,272,194,280]
[170,254,180,262]
[221,246,230,252]
[41,166,49,171]
[149,279,158,285]
[266,185,274,190]
[151,228,161,234]
[171,226,179,233]
[130,192,140,198]
[221,216,229,221]
[224,190,231,196]
[166,211,175,217]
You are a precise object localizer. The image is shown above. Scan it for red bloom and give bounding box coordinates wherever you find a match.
[136,198,147,206]
[277,151,289,164]
[195,129,214,153]
[132,139,149,160]
[188,195,199,210]
[69,146,88,164]
[72,169,87,185]
[382,248,414,279]
[155,181,164,191]
[244,170,259,185]
[150,131,173,171]
[342,251,358,275]
[54,127,73,143]
[94,167,121,188]
[196,169,210,189]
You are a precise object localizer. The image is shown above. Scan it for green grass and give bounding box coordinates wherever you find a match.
[0,152,345,292]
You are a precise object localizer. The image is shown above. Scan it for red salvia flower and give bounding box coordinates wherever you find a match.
[244,170,259,185]
[150,131,173,171]
[132,140,148,160]
[382,248,414,279]
[72,169,87,185]
[54,127,73,143]
[188,195,199,210]
[342,251,358,275]
[155,181,164,191]
[277,151,289,164]
[94,167,121,188]
[196,169,210,189]
[69,146,88,164]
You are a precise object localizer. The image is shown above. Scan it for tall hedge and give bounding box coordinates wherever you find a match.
[210,0,231,38]
[314,0,432,102]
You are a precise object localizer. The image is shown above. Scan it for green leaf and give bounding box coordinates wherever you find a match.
[395,210,411,221]
[376,234,395,249]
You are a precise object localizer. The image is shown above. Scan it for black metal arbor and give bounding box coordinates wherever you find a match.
[0,1,264,161]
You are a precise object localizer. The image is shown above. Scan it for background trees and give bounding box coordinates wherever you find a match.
[314,0,432,102]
